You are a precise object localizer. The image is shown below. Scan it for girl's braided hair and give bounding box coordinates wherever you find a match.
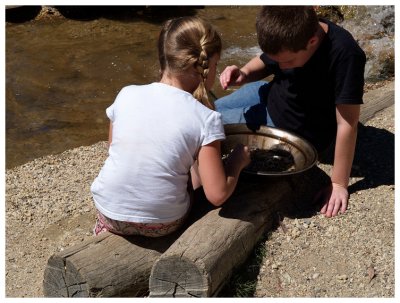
[158,16,222,109]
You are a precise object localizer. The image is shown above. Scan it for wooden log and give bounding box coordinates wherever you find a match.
[148,172,326,297]
[360,81,394,124]
[43,230,179,297]
[42,188,215,298]
[149,162,330,297]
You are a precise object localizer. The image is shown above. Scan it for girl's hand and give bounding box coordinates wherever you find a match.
[197,141,250,206]
[225,144,251,173]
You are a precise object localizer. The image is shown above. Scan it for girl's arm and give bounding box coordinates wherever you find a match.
[320,104,360,217]
[196,141,250,206]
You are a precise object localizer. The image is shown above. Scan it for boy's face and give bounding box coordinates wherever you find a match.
[267,47,314,70]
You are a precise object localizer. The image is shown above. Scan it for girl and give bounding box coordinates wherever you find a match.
[91,16,251,237]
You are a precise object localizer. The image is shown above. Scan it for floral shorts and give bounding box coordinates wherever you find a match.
[93,211,186,237]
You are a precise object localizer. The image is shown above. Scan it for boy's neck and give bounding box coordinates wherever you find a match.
[310,22,328,52]
[319,21,329,35]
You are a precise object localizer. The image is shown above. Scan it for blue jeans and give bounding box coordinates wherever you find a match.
[214,81,275,127]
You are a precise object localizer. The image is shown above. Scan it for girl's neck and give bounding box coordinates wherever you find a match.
[160,71,200,94]
[160,76,184,90]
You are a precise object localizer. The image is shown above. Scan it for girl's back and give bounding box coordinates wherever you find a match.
[91,82,225,223]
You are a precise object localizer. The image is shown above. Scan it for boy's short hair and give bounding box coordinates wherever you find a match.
[256,6,319,54]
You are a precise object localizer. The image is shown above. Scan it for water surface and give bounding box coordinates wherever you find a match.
[6,6,260,168]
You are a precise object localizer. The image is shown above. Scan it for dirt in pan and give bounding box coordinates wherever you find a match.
[245,147,296,173]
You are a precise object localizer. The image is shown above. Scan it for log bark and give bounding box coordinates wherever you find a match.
[360,81,394,123]
[43,168,328,298]
[149,176,295,297]
[43,230,178,297]
[42,188,214,298]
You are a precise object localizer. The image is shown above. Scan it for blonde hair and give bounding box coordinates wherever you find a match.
[158,16,222,110]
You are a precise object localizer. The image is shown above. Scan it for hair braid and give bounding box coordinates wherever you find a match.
[193,36,214,109]
[158,16,221,110]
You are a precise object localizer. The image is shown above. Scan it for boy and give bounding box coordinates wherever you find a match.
[215,6,366,217]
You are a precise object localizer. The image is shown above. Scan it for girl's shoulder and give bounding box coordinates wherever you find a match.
[114,83,165,101]
[119,83,151,93]
[120,82,191,96]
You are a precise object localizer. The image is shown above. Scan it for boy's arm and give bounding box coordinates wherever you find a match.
[240,55,273,82]
[320,104,360,217]
[220,55,271,90]
[331,104,360,187]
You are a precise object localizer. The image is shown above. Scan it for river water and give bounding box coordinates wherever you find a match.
[6,6,261,168]
[5,6,394,169]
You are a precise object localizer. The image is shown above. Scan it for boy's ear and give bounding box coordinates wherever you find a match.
[307,36,319,48]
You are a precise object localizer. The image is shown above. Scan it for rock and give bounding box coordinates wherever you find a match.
[336,274,348,281]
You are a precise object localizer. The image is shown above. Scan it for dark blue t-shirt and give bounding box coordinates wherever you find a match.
[260,19,366,152]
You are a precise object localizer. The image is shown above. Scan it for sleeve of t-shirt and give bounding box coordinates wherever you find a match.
[106,103,115,122]
[334,51,366,105]
[106,86,128,122]
[202,111,226,146]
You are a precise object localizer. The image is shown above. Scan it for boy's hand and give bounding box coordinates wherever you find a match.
[219,65,247,90]
[315,183,349,217]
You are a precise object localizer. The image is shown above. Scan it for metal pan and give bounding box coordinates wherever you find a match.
[222,124,318,176]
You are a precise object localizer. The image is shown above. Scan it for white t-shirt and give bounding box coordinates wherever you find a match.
[91,83,225,223]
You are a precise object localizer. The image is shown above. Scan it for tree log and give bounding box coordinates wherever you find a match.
[42,188,215,298]
[360,81,394,124]
[148,175,305,297]
[43,230,178,297]
[43,167,328,298]
[148,167,332,297]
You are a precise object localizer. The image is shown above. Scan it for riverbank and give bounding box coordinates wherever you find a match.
[5,80,395,297]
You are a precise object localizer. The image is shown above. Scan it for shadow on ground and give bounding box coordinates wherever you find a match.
[350,124,394,191]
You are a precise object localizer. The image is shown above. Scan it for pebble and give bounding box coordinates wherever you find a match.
[282,273,292,283]
[336,274,348,281]
[291,228,301,239]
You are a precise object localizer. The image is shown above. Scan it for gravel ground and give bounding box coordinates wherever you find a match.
[5,81,395,298]
[256,103,395,297]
